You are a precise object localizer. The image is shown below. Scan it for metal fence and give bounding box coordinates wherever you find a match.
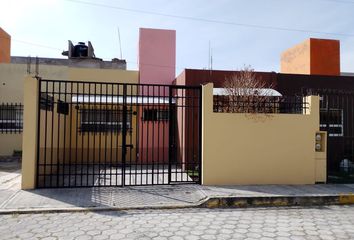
[36,79,202,188]
[213,95,309,114]
[305,88,354,183]
[0,103,23,134]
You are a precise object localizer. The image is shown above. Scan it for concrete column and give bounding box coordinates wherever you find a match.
[201,83,213,185]
[21,76,39,189]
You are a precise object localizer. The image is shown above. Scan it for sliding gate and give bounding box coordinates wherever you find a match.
[36,79,202,188]
[306,88,354,183]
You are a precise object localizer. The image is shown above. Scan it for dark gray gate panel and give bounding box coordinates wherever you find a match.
[306,89,354,183]
[36,79,201,188]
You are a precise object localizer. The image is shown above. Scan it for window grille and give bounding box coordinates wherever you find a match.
[79,108,132,133]
[0,103,23,133]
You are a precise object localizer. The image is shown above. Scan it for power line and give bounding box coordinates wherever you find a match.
[317,0,354,4]
[13,39,62,51]
[0,36,63,51]
[63,0,354,37]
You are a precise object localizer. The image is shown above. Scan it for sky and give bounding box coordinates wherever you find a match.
[1,0,354,74]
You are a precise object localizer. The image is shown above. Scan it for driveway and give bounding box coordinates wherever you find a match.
[0,157,21,206]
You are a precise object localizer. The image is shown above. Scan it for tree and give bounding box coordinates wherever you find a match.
[218,65,276,114]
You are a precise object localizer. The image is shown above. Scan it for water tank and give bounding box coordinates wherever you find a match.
[73,42,88,58]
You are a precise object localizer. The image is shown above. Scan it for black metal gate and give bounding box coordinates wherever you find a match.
[306,89,354,183]
[36,79,202,188]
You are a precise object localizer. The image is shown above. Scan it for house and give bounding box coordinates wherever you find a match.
[175,38,354,183]
[1,26,353,188]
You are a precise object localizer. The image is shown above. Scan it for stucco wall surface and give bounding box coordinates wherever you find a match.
[202,83,325,185]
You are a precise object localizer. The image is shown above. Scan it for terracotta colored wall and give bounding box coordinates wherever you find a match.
[138,28,176,85]
[0,28,11,63]
[310,39,340,76]
[178,68,353,96]
[176,69,277,87]
[281,38,340,76]
[138,105,169,164]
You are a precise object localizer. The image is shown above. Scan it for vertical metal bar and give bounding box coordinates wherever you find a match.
[92,83,97,186]
[104,84,108,186]
[116,84,123,186]
[146,86,149,185]
[139,85,146,185]
[191,89,195,183]
[325,93,330,182]
[162,87,171,184]
[56,82,61,187]
[86,83,91,186]
[81,83,85,187]
[62,82,67,187]
[198,86,203,184]
[129,85,133,186]
[98,83,102,186]
[152,86,155,185]
[50,81,55,187]
[74,82,79,186]
[36,79,42,188]
[135,85,139,186]
[122,85,127,186]
[168,87,173,184]
[186,89,190,182]
[68,82,73,187]
[110,83,114,186]
[181,88,185,182]
[157,86,161,184]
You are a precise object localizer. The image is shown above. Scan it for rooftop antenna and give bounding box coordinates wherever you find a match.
[208,41,213,75]
[26,56,31,74]
[117,27,123,59]
[208,41,211,70]
[35,56,39,77]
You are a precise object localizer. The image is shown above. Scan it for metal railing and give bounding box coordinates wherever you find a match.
[0,103,23,134]
[213,95,309,114]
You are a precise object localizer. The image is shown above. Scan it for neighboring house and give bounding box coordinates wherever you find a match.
[175,38,354,182]
[0,27,132,158]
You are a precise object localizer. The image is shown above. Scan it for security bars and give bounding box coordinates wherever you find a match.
[0,103,23,133]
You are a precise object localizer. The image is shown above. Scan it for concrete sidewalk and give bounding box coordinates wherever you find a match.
[0,183,354,214]
[1,159,354,214]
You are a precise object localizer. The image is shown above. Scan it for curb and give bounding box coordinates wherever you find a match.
[0,194,353,215]
[201,194,354,208]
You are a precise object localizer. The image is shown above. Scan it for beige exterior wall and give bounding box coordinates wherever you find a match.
[281,39,311,75]
[0,63,138,157]
[202,83,326,185]
[0,64,69,156]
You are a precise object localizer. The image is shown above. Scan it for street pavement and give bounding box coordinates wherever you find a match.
[0,205,354,240]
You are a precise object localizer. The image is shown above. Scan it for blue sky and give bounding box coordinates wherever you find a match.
[1,0,354,73]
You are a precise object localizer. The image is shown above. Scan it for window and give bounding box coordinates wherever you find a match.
[79,108,132,133]
[319,96,344,137]
[142,109,169,121]
[0,104,23,133]
[320,109,343,137]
